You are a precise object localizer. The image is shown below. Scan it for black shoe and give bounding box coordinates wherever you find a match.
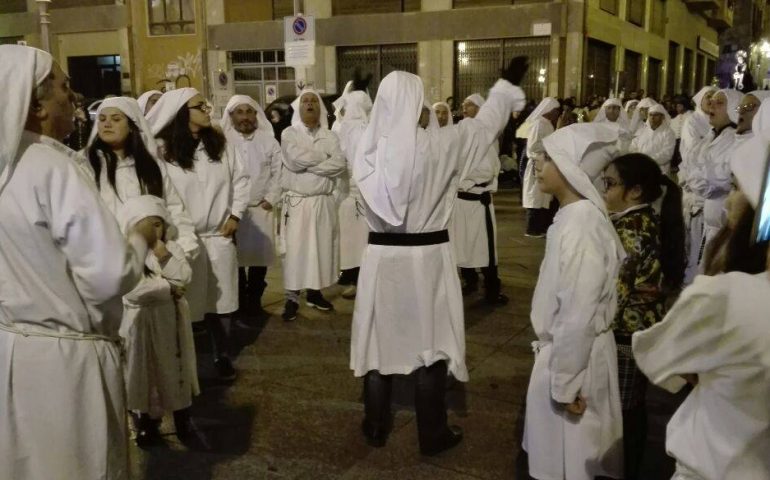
[461,283,479,296]
[174,413,212,451]
[214,355,236,381]
[282,300,299,321]
[306,292,333,311]
[361,419,390,448]
[420,425,464,456]
[131,413,162,449]
[484,293,509,306]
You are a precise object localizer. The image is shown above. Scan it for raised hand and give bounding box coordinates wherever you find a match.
[502,56,529,86]
[352,68,373,92]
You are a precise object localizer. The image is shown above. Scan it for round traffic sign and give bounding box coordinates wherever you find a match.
[292,17,307,35]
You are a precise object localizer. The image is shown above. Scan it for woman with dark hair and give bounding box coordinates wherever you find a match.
[147,88,250,384]
[602,152,685,480]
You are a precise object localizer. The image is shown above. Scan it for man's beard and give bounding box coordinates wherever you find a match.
[236,122,256,134]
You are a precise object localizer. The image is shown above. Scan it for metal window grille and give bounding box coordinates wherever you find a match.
[623,49,641,94]
[336,44,418,97]
[454,37,551,104]
[232,49,295,107]
[148,0,196,36]
[648,57,661,99]
[682,48,693,93]
[666,42,678,96]
[584,38,614,101]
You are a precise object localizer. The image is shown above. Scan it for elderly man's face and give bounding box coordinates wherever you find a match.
[299,93,321,127]
[434,104,450,127]
[36,63,76,141]
[736,94,761,134]
[649,112,664,130]
[230,104,258,135]
[605,105,621,122]
[462,100,480,119]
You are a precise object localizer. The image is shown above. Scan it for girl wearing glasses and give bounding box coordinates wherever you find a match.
[602,153,685,479]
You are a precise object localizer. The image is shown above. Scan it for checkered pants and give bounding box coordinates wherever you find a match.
[615,337,648,411]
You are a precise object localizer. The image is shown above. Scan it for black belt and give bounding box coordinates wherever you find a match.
[457,190,496,268]
[457,191,492,206]
[368,230,449,246]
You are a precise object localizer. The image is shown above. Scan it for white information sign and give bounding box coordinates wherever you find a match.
[265,84,278,104]
[284,15,316,67]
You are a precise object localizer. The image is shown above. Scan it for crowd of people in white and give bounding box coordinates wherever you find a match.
[0,44,768,480]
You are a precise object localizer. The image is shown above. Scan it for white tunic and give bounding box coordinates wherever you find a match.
[0,132,147,480]
[227,130,283,267]
[679,110,711,182]
[523,200,623,480]
[121,241,199,414]
[337,120,370,270]
[164,144,250,321]
[450,141,500,268]
[670,110,691,139]
[523,117,554,209]
[351,79,523,381]
[630,124,677,174]
[633,273,770,480]
[280,124,346,290]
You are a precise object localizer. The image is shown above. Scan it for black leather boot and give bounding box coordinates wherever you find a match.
[362,370,393,447]
[132,412,161,448]
[415,361,463,456]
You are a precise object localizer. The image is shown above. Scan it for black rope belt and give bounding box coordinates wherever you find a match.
[368,230,449,246]
[457,190,496,268]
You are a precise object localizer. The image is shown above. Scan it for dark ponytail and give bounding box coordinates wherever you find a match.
[156,106,225,170]
[611,153,686,292]
[703,202,769,275]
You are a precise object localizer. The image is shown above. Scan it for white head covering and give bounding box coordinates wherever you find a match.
[646,103,672,129]
[337,90,372,124]
[116,194,170,236]
[86,97,159,156]
[355,71,423,225]
[731,100,770,208]
[713,88,742,124]
[464,93,486,108]
[625,99,640,113]
[524,97,560,124]
[291,88,329,130]
[692,86,717,114]
[137,90,163,115]
[542,123,621,216]
[145,87,200,136]
[332,80,354,114]
[628,98,658,132]
[747,90,770,104]
[594,98,630,131]
[0,45,53,195]
[432,101,452,127]
[220,94,273,137]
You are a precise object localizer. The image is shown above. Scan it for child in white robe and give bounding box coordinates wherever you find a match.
[523,123,625,480]
[117,195,200,447]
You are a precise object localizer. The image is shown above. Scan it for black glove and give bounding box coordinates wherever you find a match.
[352,68,373,92]
[502,56,529,86]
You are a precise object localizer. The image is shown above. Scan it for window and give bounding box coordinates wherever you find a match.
[272,0,294,19]
[706,58,716,86]
[232,49,296,107]
[67,55,121,99]
[332,0,420,15]
[650,0,665,35]
[51,0,113,7]
[647,57,661,99]
[148,0,195,36]
[584,38,614,101]
[337,44,418,97]
[453,0,513,7]
[623,49,641,94]
[454,37,551,103]
[695,53,705,90]
[682,48,693,93]
[627,0,645,27]
[600,0,618,15]
[666,41,678,96]
[1,0,27,13]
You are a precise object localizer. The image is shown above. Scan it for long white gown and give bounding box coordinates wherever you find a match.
[337,118,370,270]
[280,124,346,290]
[0,132,147,480]
[633,273,770,480]
[227,129,283,267]
[523,199,623,480]
[351,78,524,381]
[164,143,250,321]
[630,124,677,174]
[523,116,554,209]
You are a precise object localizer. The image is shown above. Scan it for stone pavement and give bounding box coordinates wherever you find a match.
[131,188,682,480]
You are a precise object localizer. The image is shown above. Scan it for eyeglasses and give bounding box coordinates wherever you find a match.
[602,177,623,191]
[736,103,759,114]
[188,103,212,113]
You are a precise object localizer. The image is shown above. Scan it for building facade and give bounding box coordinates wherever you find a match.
[0,0,732,108]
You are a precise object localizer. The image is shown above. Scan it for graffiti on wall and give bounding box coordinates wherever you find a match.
[145,51,202,91]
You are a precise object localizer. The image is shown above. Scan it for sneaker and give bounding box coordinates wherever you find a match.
[214,355,236,381]
[341,285,357,299]
[282,300,299,321]
[306,293,334,311]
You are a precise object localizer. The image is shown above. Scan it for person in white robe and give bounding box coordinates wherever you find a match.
[221,94,282,316]
[116,195,203,448]
[594,97,633,152]
[632,142,770,479]
[331,79,354,135]
[433,101,452,127]
[0,44,150,480]
[687,89,740,275]
[335,89,373,299]
[351,57,528,454]
[625,98,639,124]
[628,97,657,135]
[451,92,508,304]
[630,103,677,174]
[148,87,250,381]
[523,123,624,480]
[137,89,163,116]
[522,97,561,236]
[280,88,346,320]
[679,86,717,181]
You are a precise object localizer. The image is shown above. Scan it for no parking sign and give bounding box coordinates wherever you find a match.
[284,14,315,67]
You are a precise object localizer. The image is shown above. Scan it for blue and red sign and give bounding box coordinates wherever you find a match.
[292,17,307,36]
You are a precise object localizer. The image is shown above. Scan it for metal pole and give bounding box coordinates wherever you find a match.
[37,0,52,53]
[293,0,302,15]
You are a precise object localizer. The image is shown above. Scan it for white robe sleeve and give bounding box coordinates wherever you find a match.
[49,161,147,306]
[229,147,250,220]
[160,241,192,288]
[306,134,346,177]
[161,169,199,260]
[550,232,608,403]
[281,128,327,172]
[123,276,171,305]
[704,144,733,200]
[655,128,676,168]
[264,138,284,206]
[632,274,729,393]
